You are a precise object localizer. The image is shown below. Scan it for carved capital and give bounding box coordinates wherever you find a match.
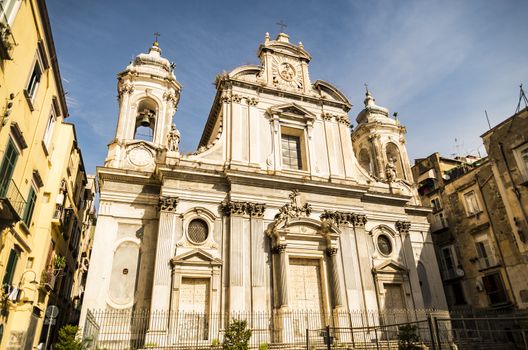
[159,196,179,212]
[352,214,367,227]
[321,210,365,227]
[231,94,242,103]
[325,247,338,257]
[272,243,287,254]
[336,115,351,126]
[395,220,411,234]
[322,112,334,121]
[247,97,259,106]
[118,82,134,98]
[220,201,266,217]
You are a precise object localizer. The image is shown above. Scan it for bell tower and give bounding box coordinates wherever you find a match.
[105,38,182,171]
[352,89,413,183]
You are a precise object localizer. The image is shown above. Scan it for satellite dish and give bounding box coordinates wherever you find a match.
[456,268,465,277]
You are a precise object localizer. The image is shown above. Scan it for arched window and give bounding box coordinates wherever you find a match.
[134,99,157,141]
[385,142,405,179]
[359,148,373,174]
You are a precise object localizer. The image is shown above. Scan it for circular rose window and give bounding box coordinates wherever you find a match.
[377,235,392,255]
[188,219,208,244]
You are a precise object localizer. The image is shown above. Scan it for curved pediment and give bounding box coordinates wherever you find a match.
[313,80,352,108]
[229,65,263,81]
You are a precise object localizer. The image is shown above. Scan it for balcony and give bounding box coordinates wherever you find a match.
[430,216,449,232]
[52,204,73,235]
[0,179,26,225]
[0,19,15,60]
[40,269,57,292]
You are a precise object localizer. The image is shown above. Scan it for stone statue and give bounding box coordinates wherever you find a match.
[385,157,396,182]
[167,124,180,152]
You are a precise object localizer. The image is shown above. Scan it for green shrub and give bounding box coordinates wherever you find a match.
[398,324,421,350]
[222,319,252,350]
[259,342,268,350]
[55,324,82,350]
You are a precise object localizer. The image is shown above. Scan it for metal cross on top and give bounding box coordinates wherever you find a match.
[154,32,161,43]
[276,20,287,32]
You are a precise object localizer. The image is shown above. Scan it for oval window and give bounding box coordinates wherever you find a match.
[188,219,208,244]
[377,235,392,255]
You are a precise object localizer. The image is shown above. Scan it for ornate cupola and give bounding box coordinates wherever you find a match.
[352,89,413,183]
[105,39,182,171]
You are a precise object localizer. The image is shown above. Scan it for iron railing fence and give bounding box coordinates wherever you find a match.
[83,309,442,350]
[435,316,528,350]
[306,319,436,350]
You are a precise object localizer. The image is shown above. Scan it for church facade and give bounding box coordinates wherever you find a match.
[81,32,447,347]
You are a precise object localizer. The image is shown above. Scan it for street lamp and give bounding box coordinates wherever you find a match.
[13,270,39,302]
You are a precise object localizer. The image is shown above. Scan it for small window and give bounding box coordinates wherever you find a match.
[476,240,496,269]
[281,134,302,170]
[24,43,47,109]
[22,186,37,226]
[188,219,208,244]
[482,273,508,305]
[0,138,19,197]
[42,105,57,151]
[514,144,528,182]
[431,197,442,212]
[464,191,480,215]
[2,247,20,287]
[0,0,22,25]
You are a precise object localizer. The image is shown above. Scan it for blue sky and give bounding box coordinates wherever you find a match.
[47,0,528,174]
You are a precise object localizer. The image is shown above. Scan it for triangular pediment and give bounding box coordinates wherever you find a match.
[373,260,408,274]
[172,249,222,266]
[268,103,316,120]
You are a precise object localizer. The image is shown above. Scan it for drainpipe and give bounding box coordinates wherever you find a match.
[475,172,518,307]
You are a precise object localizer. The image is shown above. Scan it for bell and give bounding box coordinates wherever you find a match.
[139,114,151,127]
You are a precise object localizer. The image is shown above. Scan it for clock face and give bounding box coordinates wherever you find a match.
[128,146,152,167]
[272,56,303,89]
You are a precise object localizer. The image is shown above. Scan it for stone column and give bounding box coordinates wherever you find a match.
[274,243,289,308]
[326,247,344,308]
[396,220,424,309]
[149,196,178,334]
[351,213,378,310]
[248,203,267,312]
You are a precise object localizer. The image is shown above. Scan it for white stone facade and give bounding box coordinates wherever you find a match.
[80,33,447,344]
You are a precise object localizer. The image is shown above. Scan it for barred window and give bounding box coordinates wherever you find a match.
[281,134,302,170]
[188,219,208,244]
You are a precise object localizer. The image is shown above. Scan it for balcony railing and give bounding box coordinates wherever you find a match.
[0,178,26,221]
[52,204,73,233]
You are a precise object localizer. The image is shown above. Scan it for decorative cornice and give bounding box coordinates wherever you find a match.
[320,210,367,227]
[395,220,411,234]
[159,196,179,212]
[220,201,266,217]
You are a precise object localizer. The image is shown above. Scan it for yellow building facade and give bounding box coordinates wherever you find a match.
[0,0,90,348]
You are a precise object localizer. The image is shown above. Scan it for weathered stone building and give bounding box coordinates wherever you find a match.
[81,32,447,347]
[412,106,528,310]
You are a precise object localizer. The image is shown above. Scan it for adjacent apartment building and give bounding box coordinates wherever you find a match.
[412,106,528,311]
[0,0,96,348]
